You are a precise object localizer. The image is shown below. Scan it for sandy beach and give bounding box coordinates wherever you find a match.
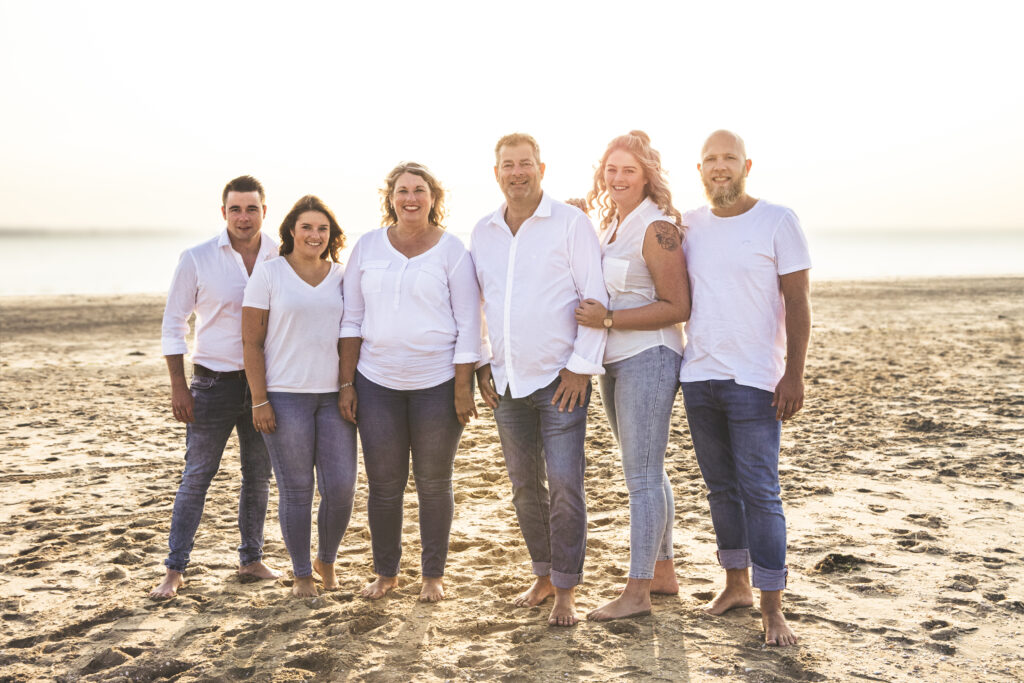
[1,276,1022,682]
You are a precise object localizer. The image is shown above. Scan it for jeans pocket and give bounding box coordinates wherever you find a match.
[190,375,216,391]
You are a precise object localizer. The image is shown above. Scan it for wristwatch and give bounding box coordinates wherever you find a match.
[602,310,614,329]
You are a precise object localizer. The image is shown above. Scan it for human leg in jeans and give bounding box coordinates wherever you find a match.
[588,346,680,621]
[681,380,790,636]
[263,391,357,597]
[408,379,463,601]
[355,372,411,600]
[152,375,277,599]
[494,377,589,626]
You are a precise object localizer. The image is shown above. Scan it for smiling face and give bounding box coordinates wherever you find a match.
[290,210,331,259]
[698,131,751,209]
[604,148,647,213]
[221,190,266,246]
[391,171,434,228]
[495,143,545,206]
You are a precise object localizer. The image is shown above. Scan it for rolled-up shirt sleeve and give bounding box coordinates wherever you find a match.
[565,214,608,376]
[161,250,198,356]
[449,250,482,365]
[339,242,364,339]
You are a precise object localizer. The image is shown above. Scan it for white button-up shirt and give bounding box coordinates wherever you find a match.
[340,229,482,391]
[471,192,607,399]
[161,229,278,371]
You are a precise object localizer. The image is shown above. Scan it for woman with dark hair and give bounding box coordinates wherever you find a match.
[339,162,481,602]
[574,131,691,620]
[242,195,355,598]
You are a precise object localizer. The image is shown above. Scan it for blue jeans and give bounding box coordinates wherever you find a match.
[493,377,590,589]
[165,374,272,573]
[680,379,787,591]
[600,346,680,579]
[262,392,357,578]
[355,373,463,579]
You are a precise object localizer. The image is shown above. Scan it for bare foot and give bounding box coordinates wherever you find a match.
[761,590,798,646]
[292,575,318,598]
[513,575,555,608]
[149,569,184,600]
[548,587,579,627]
[313,558,338,591]
[763,608,798,646]
[238,560,282,580]
[703,585,754,615]
[360,575,398,600]
[651,559,680,595]
[589,580,652,621]
[703,568,753,615]
[419,577,445,602]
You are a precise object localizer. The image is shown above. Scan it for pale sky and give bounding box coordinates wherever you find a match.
[1,0,1021,235]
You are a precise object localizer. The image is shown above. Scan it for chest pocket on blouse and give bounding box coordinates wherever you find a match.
[414,264,450,306]
[602,257,630,294]
[360,260,390,294]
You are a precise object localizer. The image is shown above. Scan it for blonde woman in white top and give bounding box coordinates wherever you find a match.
[339,162,481,603]
[574,131,691,621]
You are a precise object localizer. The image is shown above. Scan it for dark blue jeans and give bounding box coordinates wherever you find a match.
[164,374,272,573]
[681,379,788,590]
[493,377,590,589]
[262,392,357,578]
[355,372,463,579]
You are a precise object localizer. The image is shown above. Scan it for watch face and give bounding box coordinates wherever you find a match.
[603,317,613,328]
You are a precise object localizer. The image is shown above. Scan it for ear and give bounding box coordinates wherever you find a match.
[696,163,702,173]
[262,204,268,217]
[493,166,499,183]
[221,205,227,220]
[744,159,753,174]
[538,162,546,179]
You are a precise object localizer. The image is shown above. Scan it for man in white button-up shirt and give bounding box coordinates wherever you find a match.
[471,134,607,626]
[149,176,281,599]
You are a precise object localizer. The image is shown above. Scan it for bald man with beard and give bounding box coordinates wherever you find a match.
[679,130,811,646]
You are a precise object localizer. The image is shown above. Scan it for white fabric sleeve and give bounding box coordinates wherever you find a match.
[565,213,608,376]
[242,261,272,310]
[774,209,812,275]
[448,249,482,365]
[339,241,365,338]
[477,305,493,369]
[160,250,198,356]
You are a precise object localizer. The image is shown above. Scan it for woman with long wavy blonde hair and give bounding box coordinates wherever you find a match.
[574,130,691,621]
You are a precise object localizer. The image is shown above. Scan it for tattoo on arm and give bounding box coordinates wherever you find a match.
[652,221,680,251]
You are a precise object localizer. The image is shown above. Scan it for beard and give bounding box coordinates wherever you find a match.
[703,173,746,209]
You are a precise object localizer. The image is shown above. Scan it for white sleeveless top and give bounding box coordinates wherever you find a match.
[601,197,685,364]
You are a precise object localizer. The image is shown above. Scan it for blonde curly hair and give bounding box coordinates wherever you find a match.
[586,130,682,233]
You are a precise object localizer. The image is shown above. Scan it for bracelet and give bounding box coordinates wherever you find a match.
[339,382,354,389]
[252,400,270,409]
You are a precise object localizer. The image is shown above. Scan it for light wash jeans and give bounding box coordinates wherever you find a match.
[261,392,357,579]
[680,379,788,591]
[354,373,463,579]
[165,373,272,573]
[493,377,590,589]
[599,345,680,579]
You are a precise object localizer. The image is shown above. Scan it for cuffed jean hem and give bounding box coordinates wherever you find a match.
[530,562,584,589]
[164,562,188,574]
[717,548,751,570]
[752,565,788,591]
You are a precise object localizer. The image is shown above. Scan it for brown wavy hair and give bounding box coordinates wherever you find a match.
[379,162,446,228]
[278,195,345,262]
[586,130,682,232]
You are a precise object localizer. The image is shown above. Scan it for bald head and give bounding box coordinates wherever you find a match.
[701,129,747,160]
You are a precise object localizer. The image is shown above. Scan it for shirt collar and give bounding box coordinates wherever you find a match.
[489,191,552,229]
[217,229,277,259]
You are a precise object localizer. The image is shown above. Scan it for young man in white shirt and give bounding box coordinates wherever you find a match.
[471,134,608,626]
[149,175,281,599]
[679,130,812,646]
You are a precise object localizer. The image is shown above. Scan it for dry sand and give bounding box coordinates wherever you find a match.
[1,277,1022,682]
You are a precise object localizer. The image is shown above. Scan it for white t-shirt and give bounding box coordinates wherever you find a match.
[679,200,812,392]
[339,228,481,391]
[601,197,685,364]
[242,258,345,393]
